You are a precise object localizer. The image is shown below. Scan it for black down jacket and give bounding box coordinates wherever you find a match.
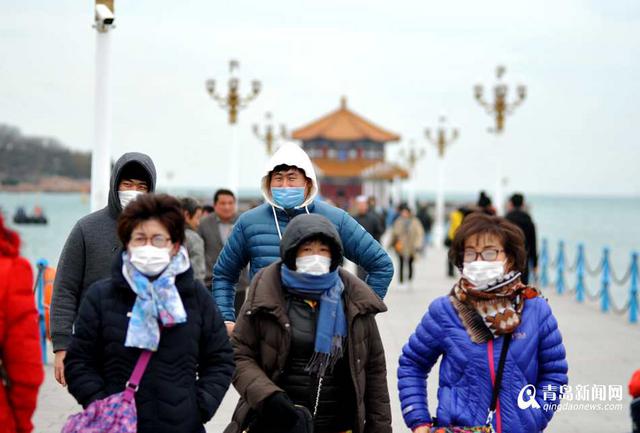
[64,252,234,433]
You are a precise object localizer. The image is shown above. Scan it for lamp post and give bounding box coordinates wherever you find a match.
[253,112,287,156]
[91,0,115,212]
[399,139,426,212]
[474,65,526,214]
[425,116,459,249]
[205,60,261,194]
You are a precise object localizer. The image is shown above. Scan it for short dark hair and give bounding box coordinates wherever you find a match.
[509,193,524,208]
[449,212,527,273]
[202,205,214,214]
[180,197,202,218]
[117,194,185,246]
[269,164,308,184]
[214,189,235,204]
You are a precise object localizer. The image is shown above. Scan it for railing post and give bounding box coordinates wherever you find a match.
[600,248,610,313]
[576,244,585,303]
[629,252,638,324]
[35,259,48,364]
[540,239,549,288]
[556,241,565,294]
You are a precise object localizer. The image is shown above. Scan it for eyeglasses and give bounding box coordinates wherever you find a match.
[463,248,504,263]
[130,234,171,248]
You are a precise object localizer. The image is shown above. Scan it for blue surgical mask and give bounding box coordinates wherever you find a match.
[271,187,306,209]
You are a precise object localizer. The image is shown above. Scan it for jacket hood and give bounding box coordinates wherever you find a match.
[280,213,343,270]
[0,214,19,257]
[108,152,157,217]
[260,142,318,209]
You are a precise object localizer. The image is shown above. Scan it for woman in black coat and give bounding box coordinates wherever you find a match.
[64,194,234,433]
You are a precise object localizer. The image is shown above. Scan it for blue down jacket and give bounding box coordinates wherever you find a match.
[212,201,393,321]
[398,295,568,433]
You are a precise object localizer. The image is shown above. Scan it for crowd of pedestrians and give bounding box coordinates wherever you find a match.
[1,143,595,433]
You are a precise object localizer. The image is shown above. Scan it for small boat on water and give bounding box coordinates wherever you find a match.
[13,206,48,225]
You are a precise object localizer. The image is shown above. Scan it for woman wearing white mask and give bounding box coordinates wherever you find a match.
[225,213,391,433]
[64,194,234,433]
[398,212,568,433]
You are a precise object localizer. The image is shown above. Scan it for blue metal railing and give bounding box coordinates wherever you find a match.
[33,259,48,364]
[540,239,638,324]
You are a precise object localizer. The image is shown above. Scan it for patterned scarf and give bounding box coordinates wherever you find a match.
[450,271,539,343]
[122,246,190,351]
[280,265,347,377]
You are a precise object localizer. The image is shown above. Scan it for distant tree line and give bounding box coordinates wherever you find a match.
[0,124,90,184]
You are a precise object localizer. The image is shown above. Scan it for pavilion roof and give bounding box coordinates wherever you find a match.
[292,97,401,143]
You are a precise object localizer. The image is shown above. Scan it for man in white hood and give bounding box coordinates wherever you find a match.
[212,143,394,331]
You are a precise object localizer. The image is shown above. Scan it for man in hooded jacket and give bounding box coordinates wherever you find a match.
[213,143,393,332]
[50,152,157,386]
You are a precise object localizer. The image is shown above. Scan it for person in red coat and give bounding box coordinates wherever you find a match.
[0,214,44,433]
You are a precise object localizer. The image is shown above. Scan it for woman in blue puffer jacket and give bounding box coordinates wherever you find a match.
[398,212,568,433]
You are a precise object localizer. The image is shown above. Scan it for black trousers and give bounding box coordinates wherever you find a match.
[397,254,415,283]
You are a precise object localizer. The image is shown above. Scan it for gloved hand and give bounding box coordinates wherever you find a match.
[260,392,299,432]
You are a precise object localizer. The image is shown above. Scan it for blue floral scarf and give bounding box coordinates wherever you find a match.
[280,264,347,376]
[122,246,190,351]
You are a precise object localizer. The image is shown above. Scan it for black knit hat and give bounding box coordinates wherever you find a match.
[118,161,152,187]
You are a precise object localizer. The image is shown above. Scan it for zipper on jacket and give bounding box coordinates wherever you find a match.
[487,339,502,433]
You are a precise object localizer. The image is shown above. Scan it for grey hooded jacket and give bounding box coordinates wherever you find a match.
[50,153,156,352]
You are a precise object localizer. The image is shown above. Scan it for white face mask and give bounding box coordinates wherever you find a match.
[462,260,505,288]
[129,245,172,276]
[119,190,143,210]
[295,255,331,275]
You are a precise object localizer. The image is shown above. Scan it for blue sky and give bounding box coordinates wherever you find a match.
[1,0,639,196]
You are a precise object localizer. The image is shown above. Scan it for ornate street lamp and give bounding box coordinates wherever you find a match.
[425,116,459,248]
[399,139,426,211]
[253,112,287,156]
[474,65,526,213]
[205,60,261,194]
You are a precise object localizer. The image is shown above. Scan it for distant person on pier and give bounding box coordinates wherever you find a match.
[354,195,385,280]
[0,214,44,433]
[445,205,472,277]
[506,193,538,284]
[398,212,568,433]
[212,142,393,334]
[389,204,424,290]
[201,204,215,217]
[180,197,206,284]
[367,195,387,232]
[50,152,157,387]
[416,202,433,250]
[477,190,497,215]
[198,189,249,316]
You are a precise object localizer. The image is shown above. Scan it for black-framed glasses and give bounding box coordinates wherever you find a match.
[463,248,504,263]
[130,234,171,248]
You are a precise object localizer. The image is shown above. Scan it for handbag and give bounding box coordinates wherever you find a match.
[61,350,152,433]
[428,335,512,433]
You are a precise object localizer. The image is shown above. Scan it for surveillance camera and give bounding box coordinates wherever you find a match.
[95,4,114,26]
